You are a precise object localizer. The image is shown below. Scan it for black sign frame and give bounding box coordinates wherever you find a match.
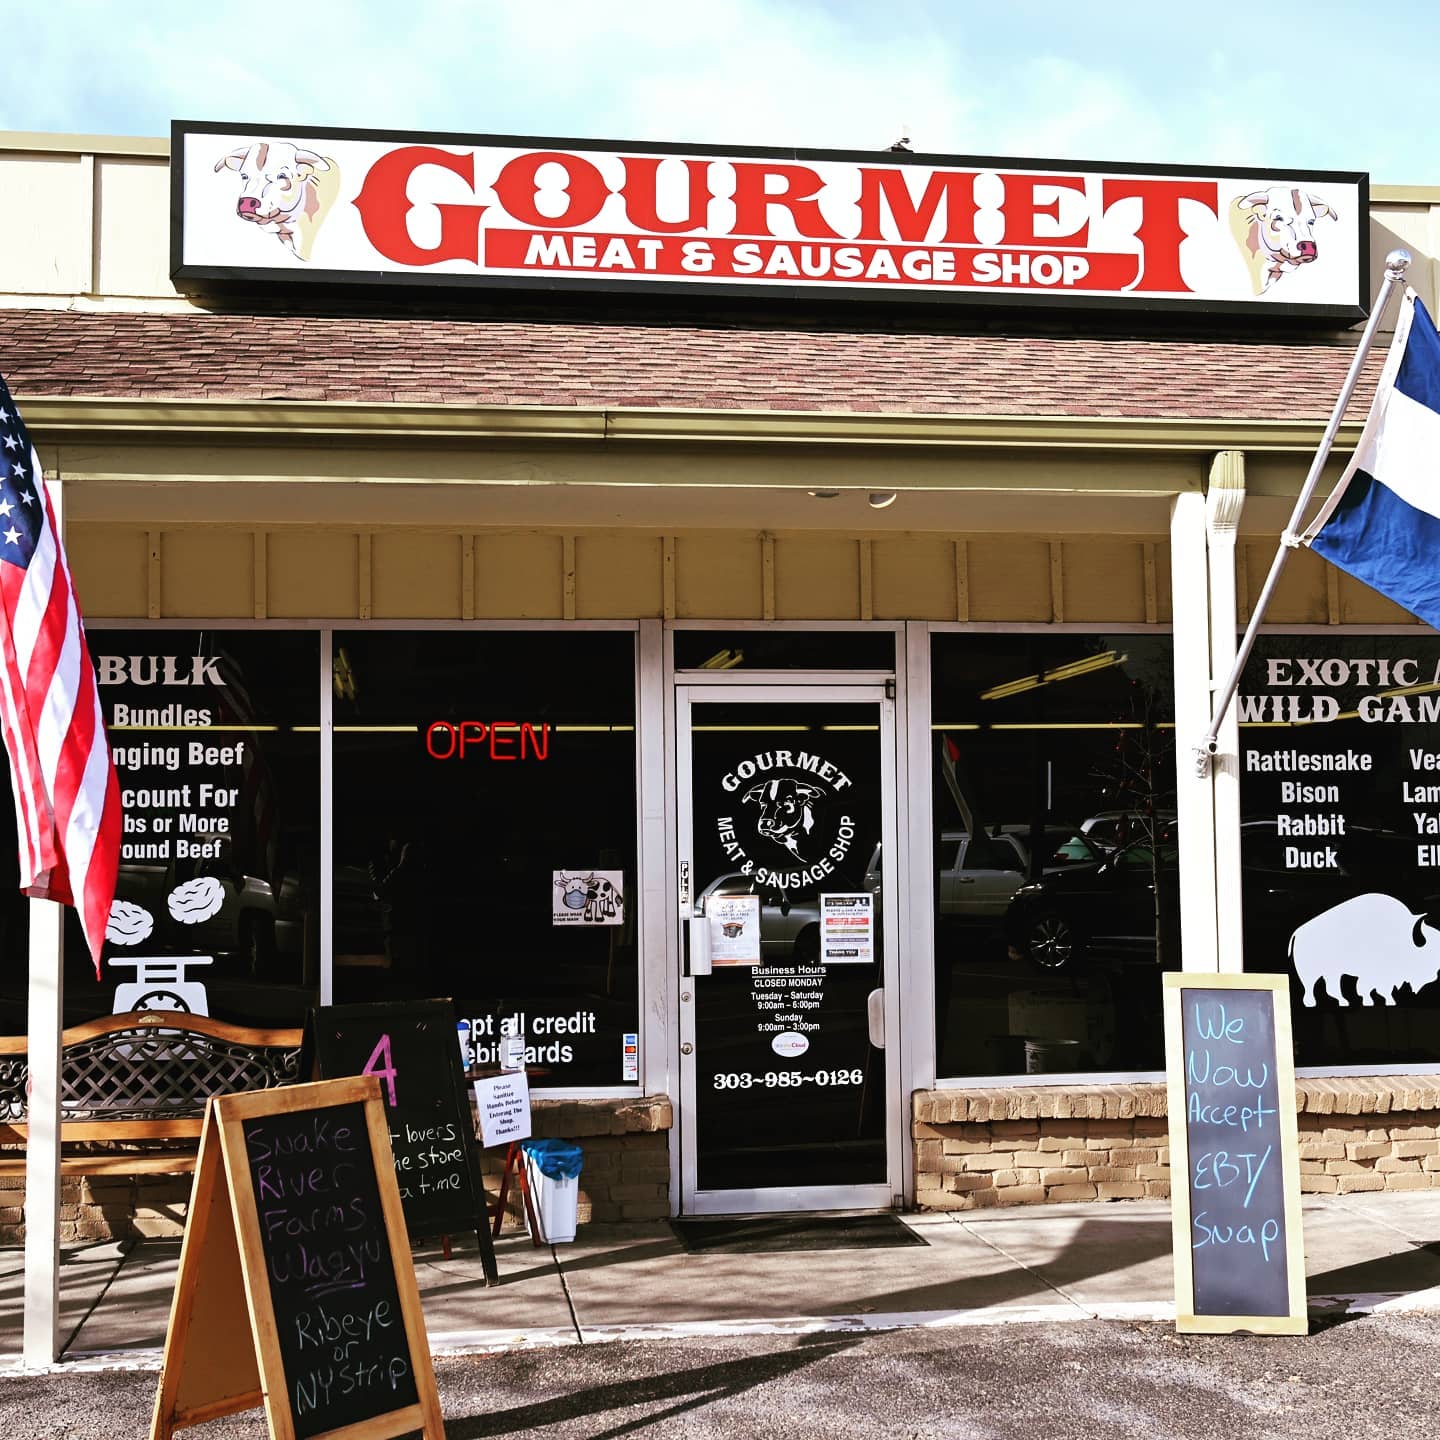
[171,118,1370,323]
[1163,972,1307,1335]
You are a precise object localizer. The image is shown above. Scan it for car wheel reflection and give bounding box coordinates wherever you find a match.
[1025,912,1082,970]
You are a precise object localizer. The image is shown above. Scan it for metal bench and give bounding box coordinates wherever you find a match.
[0,1010,304,1177]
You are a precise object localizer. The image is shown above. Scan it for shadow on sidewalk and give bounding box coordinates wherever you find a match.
[448,1336,860,1439]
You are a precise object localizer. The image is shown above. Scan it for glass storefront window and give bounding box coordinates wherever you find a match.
[673,630,896,671]
[39,630,322,1031]
[931,633,1177,1078]
[330,630,640,1088]
[1240,634,1440,1068]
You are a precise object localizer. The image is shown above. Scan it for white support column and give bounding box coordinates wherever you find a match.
[1171,490,1220,973]
[636,619,669,1097]
[23,899,64,1366]
[24,474,67,1367]
[1206,454,1247,970]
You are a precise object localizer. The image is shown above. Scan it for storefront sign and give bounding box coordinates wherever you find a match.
[173,123,1367,317]
[1163,974,1306,1335]
[425,720,550,761]
[819,892,874,964]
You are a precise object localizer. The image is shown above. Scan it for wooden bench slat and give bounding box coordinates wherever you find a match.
[0,1119,206,1143]
[0,1154,198,1177]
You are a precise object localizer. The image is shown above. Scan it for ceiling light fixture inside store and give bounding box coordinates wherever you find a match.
[979,650,1129,702]
[808,489,840,499]
[868,492,898,509]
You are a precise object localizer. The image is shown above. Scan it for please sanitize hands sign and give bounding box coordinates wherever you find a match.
[172,121,1367,318]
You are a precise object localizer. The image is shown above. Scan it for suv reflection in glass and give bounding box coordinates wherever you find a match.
[1004,820,1427,973]
[935,826,1104,923]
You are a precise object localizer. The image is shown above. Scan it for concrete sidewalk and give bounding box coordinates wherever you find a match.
[2,1192,1439,1370]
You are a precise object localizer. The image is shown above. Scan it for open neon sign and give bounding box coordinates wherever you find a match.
[425,720,551,761]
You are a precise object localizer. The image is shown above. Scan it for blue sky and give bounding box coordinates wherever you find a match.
[6,1,1433,182]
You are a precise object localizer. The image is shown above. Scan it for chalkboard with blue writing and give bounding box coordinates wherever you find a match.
[149,1076,444,1440]
[307,998,498,1286]
[1163,974,1307,1336]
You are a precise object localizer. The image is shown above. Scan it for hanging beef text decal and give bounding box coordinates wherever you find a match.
[717,748,855,892]
[174,124,1367,315]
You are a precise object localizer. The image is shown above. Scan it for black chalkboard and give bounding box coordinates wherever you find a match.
[307,999,498,1285]
[151,1077,445,1440]
[242,1099,421,1439]
[1164,975,1306,1334]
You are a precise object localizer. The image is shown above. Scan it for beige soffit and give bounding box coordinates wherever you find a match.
[16,397,1365,454]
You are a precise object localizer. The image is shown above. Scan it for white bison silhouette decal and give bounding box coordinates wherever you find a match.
[1289,893,1440,1006]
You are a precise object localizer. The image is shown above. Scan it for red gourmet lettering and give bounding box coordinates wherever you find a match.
[620,156,712,233]
[854,167,979,244]
[354,147,486,265]
[1101,177,1219,292]
[996,173,1089,248]
[729,162,842,240]
[492,151,610,229]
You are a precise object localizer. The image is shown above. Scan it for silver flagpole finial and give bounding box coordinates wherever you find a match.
[1386,248,1412,280]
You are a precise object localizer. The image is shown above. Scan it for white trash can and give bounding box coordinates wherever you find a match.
[522,1146,581,1243]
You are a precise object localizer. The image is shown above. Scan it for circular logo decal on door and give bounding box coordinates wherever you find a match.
[715,747,856,893]
[772,1031,810,1058]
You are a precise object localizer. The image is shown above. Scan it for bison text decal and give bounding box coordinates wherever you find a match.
[715,748,856,892]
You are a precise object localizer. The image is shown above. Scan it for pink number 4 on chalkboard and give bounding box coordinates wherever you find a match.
[364,1033,398,1108]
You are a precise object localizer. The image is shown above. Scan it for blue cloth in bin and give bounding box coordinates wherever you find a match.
[521,1138,583,1180]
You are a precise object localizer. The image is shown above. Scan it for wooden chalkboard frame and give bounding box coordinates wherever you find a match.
[150,1076,445,1440]
[306,998,498,1285]
[1163,972,1307,1336]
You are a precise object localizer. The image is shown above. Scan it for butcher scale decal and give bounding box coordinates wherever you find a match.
[716,748,856,894]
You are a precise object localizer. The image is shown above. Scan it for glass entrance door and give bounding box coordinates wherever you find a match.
[676,684,899,1214]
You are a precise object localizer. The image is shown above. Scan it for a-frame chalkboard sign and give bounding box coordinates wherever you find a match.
[305,999,498,1285]
[150,1077,445,1440]
[1163,972,1307,1335]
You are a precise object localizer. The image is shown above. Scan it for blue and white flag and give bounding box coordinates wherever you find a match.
[1303,290,1440,629]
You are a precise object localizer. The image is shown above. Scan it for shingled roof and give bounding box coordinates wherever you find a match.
[0,307,1377,420]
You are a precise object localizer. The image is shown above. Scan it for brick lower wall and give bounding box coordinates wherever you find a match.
[913,1077,1440,1210]
[1,1094,672,1246]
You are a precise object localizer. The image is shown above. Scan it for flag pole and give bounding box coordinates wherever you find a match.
[1195,248,1412,775]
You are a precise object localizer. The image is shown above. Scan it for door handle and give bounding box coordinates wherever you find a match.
[866,989,885,1049]
[689,916,712,977]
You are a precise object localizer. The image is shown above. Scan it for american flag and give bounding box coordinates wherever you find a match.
[0,374,120,974]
